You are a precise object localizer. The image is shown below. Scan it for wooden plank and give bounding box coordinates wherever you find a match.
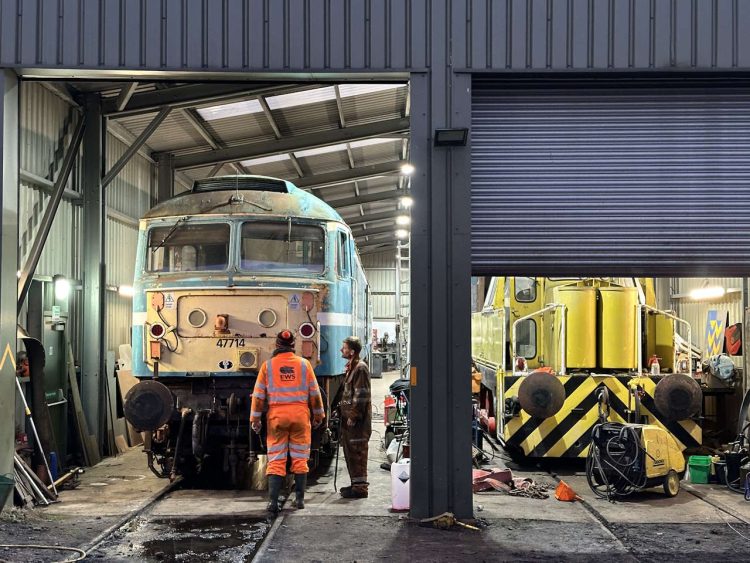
[115,435,129,454]
[66,341,100,466]
[116,369,144,447]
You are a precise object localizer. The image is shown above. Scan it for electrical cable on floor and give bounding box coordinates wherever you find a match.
[717,511,750,542]
[0,544,86,562]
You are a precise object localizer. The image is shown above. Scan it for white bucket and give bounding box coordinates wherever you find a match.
[391,458,410,510]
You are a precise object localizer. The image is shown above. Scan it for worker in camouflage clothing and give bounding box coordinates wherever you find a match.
[338,336,372,498]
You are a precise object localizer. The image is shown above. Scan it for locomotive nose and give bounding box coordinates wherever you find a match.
[124,380,176,431]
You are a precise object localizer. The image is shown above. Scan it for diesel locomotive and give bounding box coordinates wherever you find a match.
[123,175,370,484]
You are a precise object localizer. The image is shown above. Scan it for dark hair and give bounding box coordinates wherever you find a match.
[343,336,362,355]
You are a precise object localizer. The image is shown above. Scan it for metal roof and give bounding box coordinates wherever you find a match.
[61,80,411,254]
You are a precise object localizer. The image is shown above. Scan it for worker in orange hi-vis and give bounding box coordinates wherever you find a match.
[250,330,325,513]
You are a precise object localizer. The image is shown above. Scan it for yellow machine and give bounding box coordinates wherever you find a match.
[586,422,686,499]
[471,277,702,458]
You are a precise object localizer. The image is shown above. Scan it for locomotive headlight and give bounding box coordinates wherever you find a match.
[299,322,316,339]
[258,308,278,328]
[149,322,166,339]
[237,348,259,369]
[187,308,207,328]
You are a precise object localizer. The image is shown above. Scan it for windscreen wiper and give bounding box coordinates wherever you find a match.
[151,216,190,254]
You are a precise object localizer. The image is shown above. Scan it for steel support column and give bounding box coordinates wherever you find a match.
[157,154,174,203]
[0,70,19,508]
[409,67,473,519]
[81,94,105,450]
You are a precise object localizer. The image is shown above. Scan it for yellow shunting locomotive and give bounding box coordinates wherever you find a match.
[471,277,702,458]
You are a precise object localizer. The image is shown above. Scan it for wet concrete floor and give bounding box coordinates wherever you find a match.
[5,370,750,561]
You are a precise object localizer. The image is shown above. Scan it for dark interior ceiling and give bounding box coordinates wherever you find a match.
[49,79,412,255]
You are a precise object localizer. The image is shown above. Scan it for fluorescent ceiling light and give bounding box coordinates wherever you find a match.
[688,286,726,301]
[267,87,337,110]
[396,215,411,226]
[400,163,415,175]
[339,83,405,97]
[196,99,263,121]
[395,229,409,239]
[241,154,291,167]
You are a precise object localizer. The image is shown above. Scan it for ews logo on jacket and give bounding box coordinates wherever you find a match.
[279,366,298,382]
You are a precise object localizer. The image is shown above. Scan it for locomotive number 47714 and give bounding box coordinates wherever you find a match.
[216,338,245,348]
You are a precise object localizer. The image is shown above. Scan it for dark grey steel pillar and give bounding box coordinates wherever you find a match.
[0,70,19,506]
[157,153,174,203]
[81,94,105,450]
[409,68,473,518]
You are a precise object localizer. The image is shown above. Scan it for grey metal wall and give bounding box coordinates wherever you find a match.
[105,130,154,358]
[362,250,397,320]
[19,82,79,281]
[5,0,750,73]
[471,83,750,276]
[19,82,154,359]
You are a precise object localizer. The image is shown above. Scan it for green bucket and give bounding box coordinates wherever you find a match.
[0,473,13,507]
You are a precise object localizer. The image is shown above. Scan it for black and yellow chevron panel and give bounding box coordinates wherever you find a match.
[501,374,701,458]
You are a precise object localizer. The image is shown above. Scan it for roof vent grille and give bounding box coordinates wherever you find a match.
[192,176,289,193]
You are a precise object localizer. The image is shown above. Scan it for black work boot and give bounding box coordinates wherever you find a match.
[267,475,283,514]
[294,473,307,509]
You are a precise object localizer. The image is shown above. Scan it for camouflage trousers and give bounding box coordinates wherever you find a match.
[341,425,371,492]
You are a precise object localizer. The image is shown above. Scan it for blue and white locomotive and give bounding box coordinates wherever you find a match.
[124,175,370,483]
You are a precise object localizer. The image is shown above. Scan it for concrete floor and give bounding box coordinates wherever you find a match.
[3,370,750,561]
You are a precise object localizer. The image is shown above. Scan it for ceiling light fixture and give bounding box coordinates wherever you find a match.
[396,215,411,226]
[399,196,414,209]
[688,286,726,301]
[400,163,415,175]
[395,229,409,239]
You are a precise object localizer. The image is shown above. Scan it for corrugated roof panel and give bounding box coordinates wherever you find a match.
[244,160,299,180]
[343,88,407,125]
[115,111,209,152]
[272,102,342,137]
[295,152,351,175]
[204,112,275,144]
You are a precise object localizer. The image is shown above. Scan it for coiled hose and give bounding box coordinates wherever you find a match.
[586,422,648,501]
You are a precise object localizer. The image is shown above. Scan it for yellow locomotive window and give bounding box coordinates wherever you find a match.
[148,223,230,272]
[241,221,325,274]
[516,319,537,359]
[514,277,537,303]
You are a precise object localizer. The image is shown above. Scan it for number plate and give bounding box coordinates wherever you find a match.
[215,338,246,348]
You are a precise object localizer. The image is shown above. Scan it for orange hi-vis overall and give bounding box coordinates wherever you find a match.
[250,353,325,476]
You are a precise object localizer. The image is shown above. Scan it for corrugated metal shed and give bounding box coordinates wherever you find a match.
[7,1,750,72]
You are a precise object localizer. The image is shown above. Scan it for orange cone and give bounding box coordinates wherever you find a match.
[554,480,583,502]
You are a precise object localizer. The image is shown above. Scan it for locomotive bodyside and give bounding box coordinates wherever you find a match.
[125,176,369,482]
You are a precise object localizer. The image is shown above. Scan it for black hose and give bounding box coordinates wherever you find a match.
[586,422,648,501]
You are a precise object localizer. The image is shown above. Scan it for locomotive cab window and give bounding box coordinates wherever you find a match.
[515,277,537,303]
[241,221,325,274]
[337,231,351,278]
[148,223,230,272]
[516,319,537,359]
